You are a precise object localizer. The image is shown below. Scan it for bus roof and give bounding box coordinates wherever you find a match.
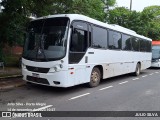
[33,14,152,41]
[152,41,160,45]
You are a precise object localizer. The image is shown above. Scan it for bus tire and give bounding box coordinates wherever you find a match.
[88,67,101,87]
[134,63,141,76]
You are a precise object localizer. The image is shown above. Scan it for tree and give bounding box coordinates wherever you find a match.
[0,0,109,48]
[107,7,130,26]
[51,0,107,21]
[102,0,116,11]
[0,0,116,63]
[142,6,160,40]
[0,0,28,46]
[103,0,116,22]
[143,5,160,18]
[108,7,153,38]
[129,10,153,36]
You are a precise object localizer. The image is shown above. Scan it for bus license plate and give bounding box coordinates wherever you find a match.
[32,73,40,78]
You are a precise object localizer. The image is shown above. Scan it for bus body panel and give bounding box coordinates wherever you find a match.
[85,48,151,79]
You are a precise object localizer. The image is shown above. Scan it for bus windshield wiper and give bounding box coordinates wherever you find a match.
[36,19,48,61]
[40,34,48,61]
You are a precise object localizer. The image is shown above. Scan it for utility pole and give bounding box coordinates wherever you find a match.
[130,0,132,11]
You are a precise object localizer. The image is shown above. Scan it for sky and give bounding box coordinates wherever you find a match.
[116,0,160,11]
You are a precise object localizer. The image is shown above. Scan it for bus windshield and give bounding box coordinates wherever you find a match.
[23,17,69,61]
[152,46,160,60]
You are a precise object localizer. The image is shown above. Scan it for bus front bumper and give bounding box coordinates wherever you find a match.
[22,68,73,88]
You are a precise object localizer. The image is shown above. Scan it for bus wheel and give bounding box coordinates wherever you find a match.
[88,67,101,87]
[134,63,140,76]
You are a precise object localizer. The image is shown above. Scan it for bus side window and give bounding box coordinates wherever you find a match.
[122,34,131,51]
[70,28,88,52]
[92,25,107,49]
[131,37,140,51]
[146,40,151,52]
[140,39,146,52]
[108,30,121,49]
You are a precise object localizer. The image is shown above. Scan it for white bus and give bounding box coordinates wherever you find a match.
[151,41,160,67]
[22,14,152,88]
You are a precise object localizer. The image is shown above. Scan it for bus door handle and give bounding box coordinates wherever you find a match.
[88,52,94,54]
[85,56,88,63]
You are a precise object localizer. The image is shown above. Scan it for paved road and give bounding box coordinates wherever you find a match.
[1,68,160,120]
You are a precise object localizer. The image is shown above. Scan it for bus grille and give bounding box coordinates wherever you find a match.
[26,66,50,73]
[27,76,49,85]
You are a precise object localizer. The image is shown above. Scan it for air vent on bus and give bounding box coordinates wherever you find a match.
[26,66,50,73]
[27,76,50,85]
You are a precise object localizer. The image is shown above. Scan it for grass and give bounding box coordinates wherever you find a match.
[0,53,22,78]
[3,54,21,67]
[0,67,21,78]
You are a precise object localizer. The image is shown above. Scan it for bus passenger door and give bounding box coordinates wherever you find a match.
[69,21,89,85]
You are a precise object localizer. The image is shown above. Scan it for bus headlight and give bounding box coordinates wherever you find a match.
[54,66,58,71]
[50,64,62,72]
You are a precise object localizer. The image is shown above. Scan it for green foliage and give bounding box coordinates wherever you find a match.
[132,11,153,36]
[142,5,160,40]
[0,13,28,46]
[143,5,160,17]
[3,54,20,67]
[0,0,30,46]
[0,0,54,47]
[106,0,116,6]
[108,7,148,34]
[0,0,110,48]
[0,0,116,65]
[102,0,116,10]
[107,7,130,26]
[29,0,53,17]
[108,6,160,40]
[51,0,106,21]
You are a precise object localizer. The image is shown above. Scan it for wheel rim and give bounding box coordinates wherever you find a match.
[91,71,100,83]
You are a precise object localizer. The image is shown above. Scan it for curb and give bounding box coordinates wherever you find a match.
[0,81,26,91]
[0,75,22,79]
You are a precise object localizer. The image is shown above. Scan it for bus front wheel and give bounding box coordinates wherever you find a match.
[88,67,101,87]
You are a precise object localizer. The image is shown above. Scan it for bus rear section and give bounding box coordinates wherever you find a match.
[151,41,160,67]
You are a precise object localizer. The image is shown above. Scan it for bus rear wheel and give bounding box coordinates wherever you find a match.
[88,67,101,87]
[134,63,141,76]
